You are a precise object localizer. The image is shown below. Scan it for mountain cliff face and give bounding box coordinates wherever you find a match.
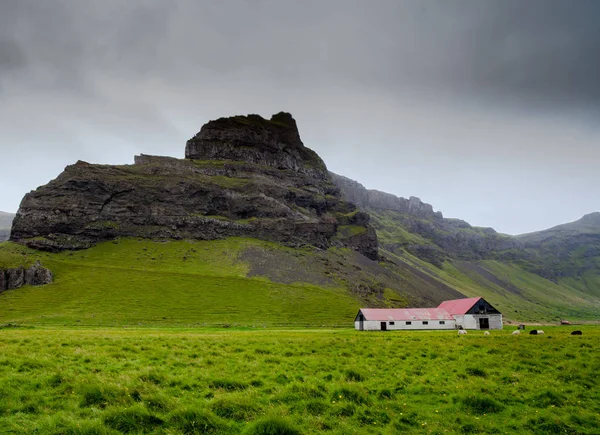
[186,112,327,178]
[10,113,377,259]
[0,211,14,242]
[330,173,519,266]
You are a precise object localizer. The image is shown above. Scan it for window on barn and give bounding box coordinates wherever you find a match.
[389,321,395,325]
[422,321,429,325]
[439,321,445,325]
[406,321,412,325]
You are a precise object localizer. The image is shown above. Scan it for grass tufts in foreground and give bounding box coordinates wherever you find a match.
[0,326,598,434]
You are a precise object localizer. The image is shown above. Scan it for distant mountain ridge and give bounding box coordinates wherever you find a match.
[330,173,520,265]
[0,211,15,242]
[515,212,600,290]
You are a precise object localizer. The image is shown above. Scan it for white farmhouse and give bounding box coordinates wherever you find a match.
[355,297,502,331]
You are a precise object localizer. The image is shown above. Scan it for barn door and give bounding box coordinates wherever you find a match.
[358,314,364,331]
[479,318,489,329]
[380,322,387,331]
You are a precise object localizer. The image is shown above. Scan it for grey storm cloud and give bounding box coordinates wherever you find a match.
[0,0,599,234]
[2,0,599,105]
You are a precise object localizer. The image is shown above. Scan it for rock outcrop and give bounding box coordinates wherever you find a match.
[330,173,442,220]
[0,261,53,292]
[186,113,328,177]
[11,113,378,259]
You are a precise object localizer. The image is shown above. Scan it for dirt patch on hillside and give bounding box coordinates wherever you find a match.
[241,246,333,287]
[457,261,524,296]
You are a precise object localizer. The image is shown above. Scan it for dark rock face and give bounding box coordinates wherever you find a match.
[11,113,378,260]
[0,261,53,292]
[186,112,328,179]
[6,267,24,289]
[329,173,442,220]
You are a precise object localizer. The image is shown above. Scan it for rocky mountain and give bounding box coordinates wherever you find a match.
[516,213,600,293]
[3,112,600,324]
[0,211,15,242]
[330,173,519,266]
[331,172,600,306]
[11,113,377,259]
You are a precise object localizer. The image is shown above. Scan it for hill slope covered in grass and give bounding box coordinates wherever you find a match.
[1,234,599,326]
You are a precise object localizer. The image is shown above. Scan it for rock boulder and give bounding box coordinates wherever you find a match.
[0,261,53,292]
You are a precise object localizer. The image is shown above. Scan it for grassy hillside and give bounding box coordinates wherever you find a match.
[0,239,365,327]
[515,213,600,290]
[380,249,600,323]
[2,234,599,326]
[367,208,600,323]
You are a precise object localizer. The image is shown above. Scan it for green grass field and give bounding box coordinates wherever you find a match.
[0,326,598,434]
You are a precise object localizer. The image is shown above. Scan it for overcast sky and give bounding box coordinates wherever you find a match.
[1,0,598,235]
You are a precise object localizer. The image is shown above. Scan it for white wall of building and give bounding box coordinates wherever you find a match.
[487,314,503,330]
[454,314,503,330]
[355,319,456,331]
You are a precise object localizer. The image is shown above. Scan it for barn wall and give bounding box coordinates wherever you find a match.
[355,320,456,330]
[360,321,384,331]
[488,314,503,329]
[457,315,478,329]
[455,314,503,330]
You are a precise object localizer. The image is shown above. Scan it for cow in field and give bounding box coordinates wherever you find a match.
[529,330,544,335]
[512,330,520,336]
[458,329,468,335]
[571,330,583,335]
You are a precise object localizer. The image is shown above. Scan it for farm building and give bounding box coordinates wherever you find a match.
[355,297,502,331]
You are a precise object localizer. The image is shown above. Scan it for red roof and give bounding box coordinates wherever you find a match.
[437,297,481,315]
[359,308,454,321]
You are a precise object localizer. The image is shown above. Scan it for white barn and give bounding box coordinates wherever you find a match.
[355,297,502,331]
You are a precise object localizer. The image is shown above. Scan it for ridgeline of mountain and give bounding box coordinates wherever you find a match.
[0,211,15,242]
[515,213,600,292]
[10,113,377,260]
[330,173,519,266]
